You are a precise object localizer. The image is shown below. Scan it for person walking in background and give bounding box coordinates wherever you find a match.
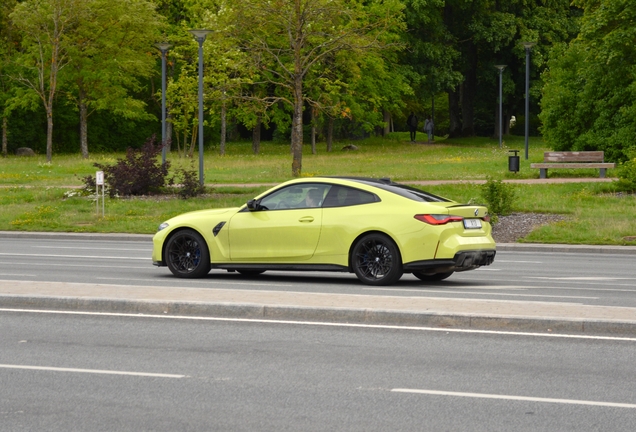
[424,115,434,143]
[407,112,418,142]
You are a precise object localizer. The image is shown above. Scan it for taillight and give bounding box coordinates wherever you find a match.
[414,214,464,225]
[482,215,491,223]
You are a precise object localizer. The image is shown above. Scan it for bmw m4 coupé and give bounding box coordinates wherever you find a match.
[152,177,496,285]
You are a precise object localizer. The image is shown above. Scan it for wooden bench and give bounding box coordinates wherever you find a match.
[530,151,616,179]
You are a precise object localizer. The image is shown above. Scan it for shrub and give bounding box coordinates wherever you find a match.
[171,166,206,199]
[89,136,170,197]
[480,177,517,223]
[615,154,636,192]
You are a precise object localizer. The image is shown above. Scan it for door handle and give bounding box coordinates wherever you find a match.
[299,216,314,223]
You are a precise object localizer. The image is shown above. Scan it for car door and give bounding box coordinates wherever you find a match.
[227,184,329,261]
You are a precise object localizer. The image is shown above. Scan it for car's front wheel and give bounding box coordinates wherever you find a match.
[352,233,403,286]
[413,271,454,282]
[165,229,211,278]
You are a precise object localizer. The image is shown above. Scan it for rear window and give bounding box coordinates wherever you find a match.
[322,185,378,207]
[352,179,450,202]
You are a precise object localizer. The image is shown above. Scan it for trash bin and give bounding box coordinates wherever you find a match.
[508,150,520,173]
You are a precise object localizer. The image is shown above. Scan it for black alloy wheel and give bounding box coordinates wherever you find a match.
[165,229,211,278]
[351,233,403,286]
[413,271,454,282]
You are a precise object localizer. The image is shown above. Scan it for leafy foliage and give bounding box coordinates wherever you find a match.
[170,165,206,199]
[91,136,170,197]
[540,0,636,162]
[615,154,636,192]
[480,177,517,223]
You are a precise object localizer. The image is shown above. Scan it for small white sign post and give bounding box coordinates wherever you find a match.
[96,171,105,217]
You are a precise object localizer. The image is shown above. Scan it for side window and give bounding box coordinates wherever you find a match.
[322,185,378,208]
[259,184,330,210]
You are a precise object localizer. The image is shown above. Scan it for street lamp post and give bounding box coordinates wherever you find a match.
[155,42,172,166]
[188,29,213,186]
[494,65,506,149]
[522,42,536,160]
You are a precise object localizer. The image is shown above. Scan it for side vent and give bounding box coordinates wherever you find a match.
[213,222,226,237]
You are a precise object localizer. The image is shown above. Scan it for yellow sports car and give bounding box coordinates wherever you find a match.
[152,177,496,286]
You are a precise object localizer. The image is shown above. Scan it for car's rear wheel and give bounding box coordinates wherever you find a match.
[413,271,454,282]
[352,233,403,286]
[165,229,211,278]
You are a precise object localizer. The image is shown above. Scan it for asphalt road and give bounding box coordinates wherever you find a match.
[2,309,636,431]
[0,237,635,307]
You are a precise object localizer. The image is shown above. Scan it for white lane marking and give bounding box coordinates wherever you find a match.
[0,253,146,260]
[94,277,295,287]
[522,278,636,288]
[391,388,636,409]
[365,288,597,300]
[529,277,636,281]
[517,283,636,293]
[0,274,36,277]
[474,268,501,271]
[0,261,147,269]
[34,246,150,251]
[0,364,186,378]
[2,308,636,342]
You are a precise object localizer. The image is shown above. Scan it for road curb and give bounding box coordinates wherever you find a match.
[3,295,636,337]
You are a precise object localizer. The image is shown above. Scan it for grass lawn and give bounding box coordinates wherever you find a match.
[1,133,634,245]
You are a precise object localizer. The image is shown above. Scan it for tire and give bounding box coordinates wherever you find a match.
[351,233,403,286]
[165,229,211,278]
[413,271,454,282]
[237,270,266,277]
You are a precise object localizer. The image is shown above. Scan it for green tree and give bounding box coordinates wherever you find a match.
[227,0,405,177]
[10,0,89,162]
[540,0,636,161]
[0,0,19,157]
[404,0,576,138]
[62,0,163,159]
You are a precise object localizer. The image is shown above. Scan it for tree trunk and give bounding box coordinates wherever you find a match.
[383,109,391,136]
[252,114,261,155]
[220,102,226,155]
[79,84,89,159]
[504,112,510,135]
[494,101,501,140]
[188,125,197,158]
[311,108,316,155]
[461,46,477,137]
[326,116,334,152]
[291,77,303,177]
[2,117,7,157]
[448,89,461,138]
[46,107,53,162]
[166,112,173,152]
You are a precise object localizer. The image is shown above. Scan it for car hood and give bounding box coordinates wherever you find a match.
[166,207,239,223]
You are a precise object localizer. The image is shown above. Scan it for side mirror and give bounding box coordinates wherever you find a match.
[246,199,259,211]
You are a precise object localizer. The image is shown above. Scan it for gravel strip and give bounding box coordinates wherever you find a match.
[491,212,568,243]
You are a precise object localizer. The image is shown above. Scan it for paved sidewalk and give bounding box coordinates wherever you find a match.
[1,278,636,336]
